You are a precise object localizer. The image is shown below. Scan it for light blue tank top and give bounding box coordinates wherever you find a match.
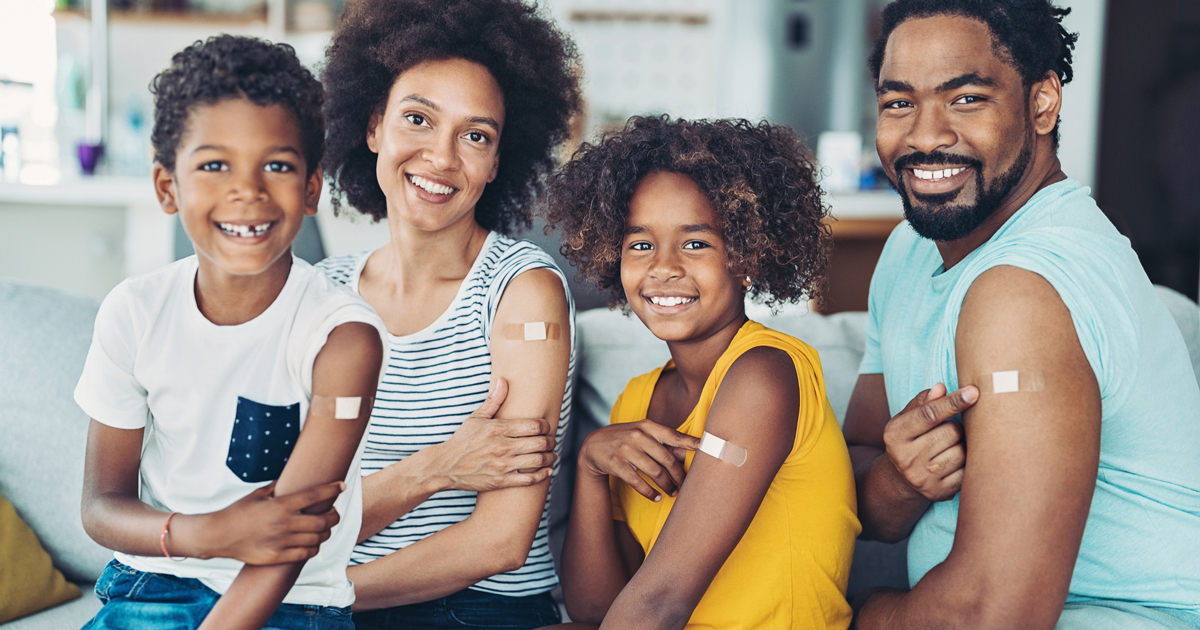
[860,179,1200,614]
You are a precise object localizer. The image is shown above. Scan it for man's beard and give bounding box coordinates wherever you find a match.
[893,132,1033,242]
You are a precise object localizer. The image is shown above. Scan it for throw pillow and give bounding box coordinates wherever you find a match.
[0,494,81,622]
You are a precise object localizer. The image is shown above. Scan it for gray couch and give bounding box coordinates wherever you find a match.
[2,277,1198,627]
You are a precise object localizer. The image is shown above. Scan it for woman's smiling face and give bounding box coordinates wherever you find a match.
[367,58,505,233]
[621,171,747,344]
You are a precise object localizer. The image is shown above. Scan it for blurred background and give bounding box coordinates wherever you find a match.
[0,0,1194,311]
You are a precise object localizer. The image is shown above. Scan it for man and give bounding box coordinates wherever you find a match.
[843,1,1200,628]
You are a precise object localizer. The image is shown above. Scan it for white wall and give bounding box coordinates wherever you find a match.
[1054,0,1108,190]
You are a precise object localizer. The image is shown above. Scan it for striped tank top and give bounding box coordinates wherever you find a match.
[316,232,575,597]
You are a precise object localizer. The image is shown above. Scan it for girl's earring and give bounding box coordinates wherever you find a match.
[743,276,752,292]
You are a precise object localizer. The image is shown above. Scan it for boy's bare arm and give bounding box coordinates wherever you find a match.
[597,347,798,630]
[349,269,570,609]
[199,321,383,630]
[856,266,1101,630]
[82,426,346,564]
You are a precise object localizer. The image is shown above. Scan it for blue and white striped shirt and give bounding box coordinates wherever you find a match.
[316,232,574,597]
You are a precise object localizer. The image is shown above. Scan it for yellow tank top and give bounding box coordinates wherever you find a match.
[609,321,860,629]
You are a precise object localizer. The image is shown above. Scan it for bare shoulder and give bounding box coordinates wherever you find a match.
[958,265,1076,359]
[710,345,799,439]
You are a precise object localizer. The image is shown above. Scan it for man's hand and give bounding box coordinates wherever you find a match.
[430,377,558,492]
[882,383,978,502]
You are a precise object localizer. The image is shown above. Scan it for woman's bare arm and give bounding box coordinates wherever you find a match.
[350,269,571,609]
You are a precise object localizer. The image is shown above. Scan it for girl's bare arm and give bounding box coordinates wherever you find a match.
[598,347,800,630]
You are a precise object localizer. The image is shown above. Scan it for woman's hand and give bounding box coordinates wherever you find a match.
[579,421,700,502]
[427,377,558,492]
[189,480,345,565]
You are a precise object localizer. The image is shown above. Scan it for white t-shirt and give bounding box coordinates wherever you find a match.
[74,256,387,607]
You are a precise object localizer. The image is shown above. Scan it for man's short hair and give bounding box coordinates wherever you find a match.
[868,0,1078,147]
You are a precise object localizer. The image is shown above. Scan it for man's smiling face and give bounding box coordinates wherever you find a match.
[875,15,1036,242]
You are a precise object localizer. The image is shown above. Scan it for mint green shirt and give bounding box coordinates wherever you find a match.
[860,179,1200,613]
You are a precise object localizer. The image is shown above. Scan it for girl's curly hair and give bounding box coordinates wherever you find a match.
[150,35,325,174]
[321,0,581,233]
[545,116,830,310]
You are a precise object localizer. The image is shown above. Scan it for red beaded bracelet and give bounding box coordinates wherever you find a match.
[160,512,185,562]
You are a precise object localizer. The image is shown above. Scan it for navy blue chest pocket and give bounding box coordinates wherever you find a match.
[226,397,301,483]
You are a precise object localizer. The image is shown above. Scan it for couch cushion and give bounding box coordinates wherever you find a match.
[1154,285,1200,387]
[0,586,100,630]
[0,494,80,623]
[0,280,111,583]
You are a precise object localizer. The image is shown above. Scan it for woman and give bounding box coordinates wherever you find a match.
[316,0,581,627]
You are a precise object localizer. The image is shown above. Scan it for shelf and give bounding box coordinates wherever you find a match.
[54,8,267,26]
[568,10,710,26]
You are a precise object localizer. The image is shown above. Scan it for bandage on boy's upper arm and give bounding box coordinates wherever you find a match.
[697,432,747,467]
[501,322,562,342]
[309,395,374,420]
[972,370,1046,394]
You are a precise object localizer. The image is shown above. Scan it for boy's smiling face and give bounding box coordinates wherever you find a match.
[153,98,320,279]
[621,171,748,344]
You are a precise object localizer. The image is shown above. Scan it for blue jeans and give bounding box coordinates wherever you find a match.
[352,588,561,630]
[83,559,353,630]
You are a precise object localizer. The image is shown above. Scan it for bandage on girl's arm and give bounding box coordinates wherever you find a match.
[198,322,383,630]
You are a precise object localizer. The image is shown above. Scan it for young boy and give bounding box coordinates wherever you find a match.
[75,35,387,630]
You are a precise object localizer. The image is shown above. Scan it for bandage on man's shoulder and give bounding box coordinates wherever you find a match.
[309,395,375,420]
[971,370,1046,394]
[697,431,747,467]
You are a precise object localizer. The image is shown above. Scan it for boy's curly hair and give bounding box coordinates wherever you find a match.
[545,116,830,310]
[868,0,1077,147]
[321,0,581,234]
[150,35,325,174]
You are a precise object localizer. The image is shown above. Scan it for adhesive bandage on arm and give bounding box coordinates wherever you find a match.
[309,395,375,420]
[502,322,562,342]
[972,370,1046,394]
[697,432,747,467]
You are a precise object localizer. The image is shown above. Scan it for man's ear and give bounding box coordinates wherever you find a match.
[365,109,383,154]
[1031,72,1063,138]
[305,166,323,216]
[152,162,179,215]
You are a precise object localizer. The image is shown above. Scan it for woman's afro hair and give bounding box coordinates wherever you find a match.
[545,116,831,310]
[150,35,325,174]
[868,0,1077,146]
[321,0,581,233]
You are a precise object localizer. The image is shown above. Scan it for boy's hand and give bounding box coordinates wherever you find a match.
[578,420,700,502]
[194,480,345,565]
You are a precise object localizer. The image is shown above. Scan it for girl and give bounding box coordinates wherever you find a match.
[544,116,861,630]
[316,0,581,627]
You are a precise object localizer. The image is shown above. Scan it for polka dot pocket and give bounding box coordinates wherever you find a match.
[226,396,301,483]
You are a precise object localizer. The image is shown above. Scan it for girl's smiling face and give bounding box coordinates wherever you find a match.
[366,58,505,234]
[621,171,748,344]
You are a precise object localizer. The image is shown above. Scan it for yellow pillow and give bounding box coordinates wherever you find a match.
[0,494,81,623]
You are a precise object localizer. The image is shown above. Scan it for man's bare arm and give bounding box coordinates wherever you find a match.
[857,266,1100,629]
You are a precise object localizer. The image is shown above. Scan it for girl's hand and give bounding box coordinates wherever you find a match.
[429,378,558,492]
[195,480,345,565]
[579,421,700,501]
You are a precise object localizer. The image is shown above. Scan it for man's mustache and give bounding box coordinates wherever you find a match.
[893,151,982,173]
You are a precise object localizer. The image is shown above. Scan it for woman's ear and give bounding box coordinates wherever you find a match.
[365,110,383,154]
[153,163,179,215]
